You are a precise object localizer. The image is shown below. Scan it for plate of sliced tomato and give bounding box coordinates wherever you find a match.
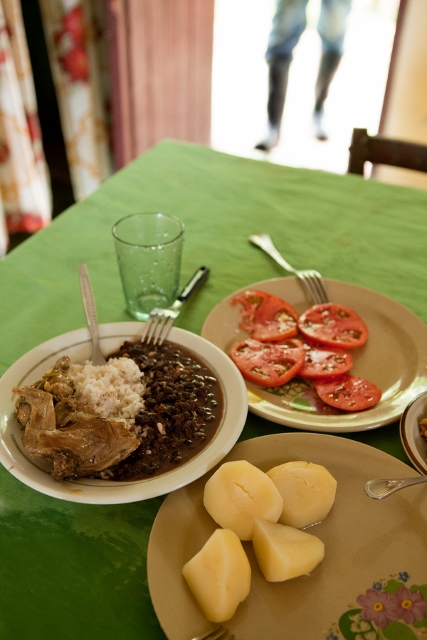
[201,278,427,433]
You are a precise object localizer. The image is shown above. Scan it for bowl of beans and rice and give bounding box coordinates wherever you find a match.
[0,323,248,504]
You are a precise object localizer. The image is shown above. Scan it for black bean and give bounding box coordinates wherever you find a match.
[105,339,224,481]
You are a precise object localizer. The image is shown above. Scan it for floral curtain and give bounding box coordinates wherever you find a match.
[0,0,51,257]
[0,0,113,257]
[38,0,112,201]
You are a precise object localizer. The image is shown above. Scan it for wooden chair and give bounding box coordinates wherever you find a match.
[348,128,427,176]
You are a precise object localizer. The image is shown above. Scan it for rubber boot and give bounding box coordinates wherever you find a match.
[255,57,291,151]
[312,51,342,141]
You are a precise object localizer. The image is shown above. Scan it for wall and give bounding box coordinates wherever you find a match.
[376,0,427,189]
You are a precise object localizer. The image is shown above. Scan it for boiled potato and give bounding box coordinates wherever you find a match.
[182,528,251,622]
[203,460,283,540]
[267,461,337,529]
[252,518,325,582]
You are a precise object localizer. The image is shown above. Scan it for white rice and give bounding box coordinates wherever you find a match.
[68,357,145,426]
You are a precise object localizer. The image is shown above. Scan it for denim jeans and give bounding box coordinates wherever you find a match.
[266,0,352,62]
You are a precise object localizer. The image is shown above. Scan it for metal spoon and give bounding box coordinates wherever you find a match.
[365,475,427,499]
[79,264,108,365]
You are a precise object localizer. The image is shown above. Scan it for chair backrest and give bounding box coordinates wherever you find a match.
[348,128,427,176]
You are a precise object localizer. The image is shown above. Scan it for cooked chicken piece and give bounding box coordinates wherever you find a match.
[33,356,75,400]
[15,400,32,427]
[14,356,75,428]
[14,386,140,482]
[54,396,98,427]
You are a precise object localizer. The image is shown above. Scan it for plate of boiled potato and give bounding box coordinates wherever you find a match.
[147,433,427,640]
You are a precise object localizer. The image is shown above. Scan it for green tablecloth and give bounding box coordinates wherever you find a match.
[1,140,426,639]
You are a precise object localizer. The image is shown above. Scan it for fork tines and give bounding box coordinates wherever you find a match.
[298,270,329,305]
[141,310,175,345]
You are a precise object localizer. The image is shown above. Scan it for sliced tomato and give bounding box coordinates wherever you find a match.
[298,303,368,349]
[231,290,299,342]
[314,375,382,412]
[230,338,305,387]
[300,343,353,378]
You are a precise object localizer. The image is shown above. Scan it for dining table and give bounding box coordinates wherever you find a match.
[1,139,427,640]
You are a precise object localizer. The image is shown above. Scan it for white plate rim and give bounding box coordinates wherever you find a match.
[0,322,248,504]
[201,277,427,433]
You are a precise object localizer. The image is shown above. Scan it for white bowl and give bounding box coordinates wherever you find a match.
[399,391,427,475]
[0,323,248,504]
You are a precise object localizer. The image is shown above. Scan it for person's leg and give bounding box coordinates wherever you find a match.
[255,57,291,150]
[255,0,309,151]
[313,0,352,140]
[266,0,309,62]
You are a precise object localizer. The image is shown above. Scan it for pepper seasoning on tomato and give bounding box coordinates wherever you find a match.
[230,338,305,387]
[299,342,353,379]
[231,290,299,342]
[314,375,382,412]
[298,303,368,349]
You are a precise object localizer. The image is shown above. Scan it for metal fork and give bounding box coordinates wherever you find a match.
[141,266,209,345]
[249,233,329,305]
[191,626,234,640]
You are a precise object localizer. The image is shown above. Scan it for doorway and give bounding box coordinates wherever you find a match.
[211,0,400,174]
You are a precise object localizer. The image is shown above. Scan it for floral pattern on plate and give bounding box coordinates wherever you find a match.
[326,572,427,640]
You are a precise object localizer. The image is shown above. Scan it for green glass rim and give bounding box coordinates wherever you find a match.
[112,212,185,247]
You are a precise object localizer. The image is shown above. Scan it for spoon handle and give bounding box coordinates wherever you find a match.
[79,264,107,366]
[365,475,427,499]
